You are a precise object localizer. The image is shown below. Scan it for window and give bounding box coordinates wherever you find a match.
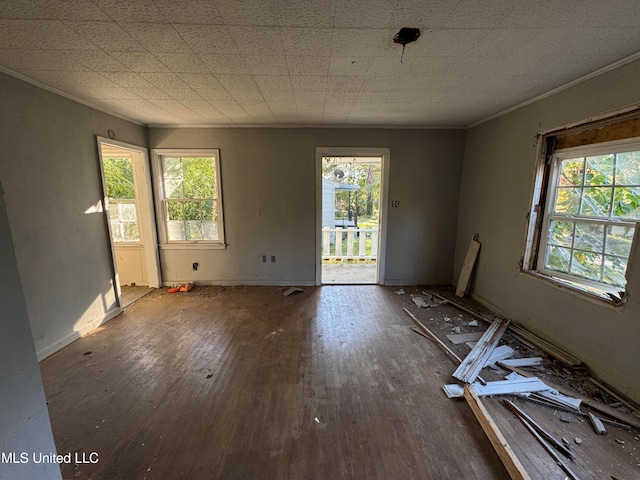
[154,150,225,246]
[103,156,141,243]
[533,138,640,297]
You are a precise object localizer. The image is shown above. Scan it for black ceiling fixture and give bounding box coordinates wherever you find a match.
[393,27,421,62]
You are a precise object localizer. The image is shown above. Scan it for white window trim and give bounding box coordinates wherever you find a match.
[532,137,640,298]
[152,149,226,248]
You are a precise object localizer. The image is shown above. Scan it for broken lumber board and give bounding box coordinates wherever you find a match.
[499,364,640,431]
[456,234,481,297]
[453,317,510,383]
[403,307,463,365]
[403,307,487,385]
[517,395,632,430]
[411,296,429,308]
[464,385,532,480]
[503,401,581,480]
[500,357,544,368]
[471,377,549,397]
[588,412,607,435]
[446,331,484,344]
[535,390,582,411]
[503,400,576,461]
[431,293,582,367]
[483,345,515,367]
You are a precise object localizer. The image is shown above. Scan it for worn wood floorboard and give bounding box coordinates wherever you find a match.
[41,285,509,480]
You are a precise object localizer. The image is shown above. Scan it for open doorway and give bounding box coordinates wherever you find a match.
[98,138,161,308]
[316,148,390,285]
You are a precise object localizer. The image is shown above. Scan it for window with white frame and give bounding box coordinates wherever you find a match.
[155,150,225,245]
[103,156,141,243]
[536,139,640,295]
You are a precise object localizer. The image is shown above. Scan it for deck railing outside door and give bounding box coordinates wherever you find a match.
[322,227,378,261]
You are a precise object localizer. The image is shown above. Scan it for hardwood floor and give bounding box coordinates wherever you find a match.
[41,286,510,480]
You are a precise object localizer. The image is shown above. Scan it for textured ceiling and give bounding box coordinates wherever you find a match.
[1,0,640,127]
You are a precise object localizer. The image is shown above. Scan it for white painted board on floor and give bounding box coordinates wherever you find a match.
[455,235,481,297]
[446,331,484,344]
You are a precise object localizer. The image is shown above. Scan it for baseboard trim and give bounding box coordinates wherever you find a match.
[36,306,121,361]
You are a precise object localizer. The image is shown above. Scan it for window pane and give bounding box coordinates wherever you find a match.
[585,154,614,185]
[616,151,640,185]
[201,200,213,220]
[182,157,215,199]
[605,225,635,257]
[103,157,135,199]
[107,202,120,221]
[559,158,584,186]
[554,187,581,213]
[573,222,604,253]
[167,221,185,241]
[163,157,182,178]
[119,203,137,221]
[110,222,124,242]
[569,250,602,281]
[580,187,612,217]
[182,201,202,221]
[123,222,140,242]
[164,177,184,199]
[185,221,203,240]
[548,220,573,247]
[612,186,640,219]
[545,245,570,273]
[203,221,219,241]
[167,201,184,221]
[603,255,627,288]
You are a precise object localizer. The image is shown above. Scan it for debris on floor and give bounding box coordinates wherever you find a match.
[400,285,640,480]
[283,287,305,297]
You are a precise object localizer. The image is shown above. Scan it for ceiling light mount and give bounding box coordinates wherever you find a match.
[393,27,421,62]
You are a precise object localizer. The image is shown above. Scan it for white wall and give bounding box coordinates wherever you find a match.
[0,181,61,480]
[0,72,147,359]
[149,127,466,286]
[455,59,640,402]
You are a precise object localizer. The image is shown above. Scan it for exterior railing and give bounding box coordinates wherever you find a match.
[322,227,378,260]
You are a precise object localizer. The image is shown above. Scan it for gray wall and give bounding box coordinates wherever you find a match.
[149,127,466,286]
[0,72,147,359]
[0,181,61,480]
[455,59,640,403]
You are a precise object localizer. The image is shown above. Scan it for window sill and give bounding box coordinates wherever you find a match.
[160,243,227,250]
[521,270,626,309]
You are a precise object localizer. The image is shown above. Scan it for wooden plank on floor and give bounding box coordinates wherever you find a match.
[453,317,510,383]
[456,235,481,297]
[500,365,640,430]
[464,385,532,480]
[446,331,484,344]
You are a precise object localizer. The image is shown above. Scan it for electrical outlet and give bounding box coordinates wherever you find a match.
[192,262,199,271]
[262,255,267,263]
[271,255,276,263]
[391,200,400,207]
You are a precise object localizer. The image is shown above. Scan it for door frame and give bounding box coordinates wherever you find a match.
[315,147,390,285]
[97,137,162,302]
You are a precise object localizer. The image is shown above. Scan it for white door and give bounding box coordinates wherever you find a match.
[98,139,161,300]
